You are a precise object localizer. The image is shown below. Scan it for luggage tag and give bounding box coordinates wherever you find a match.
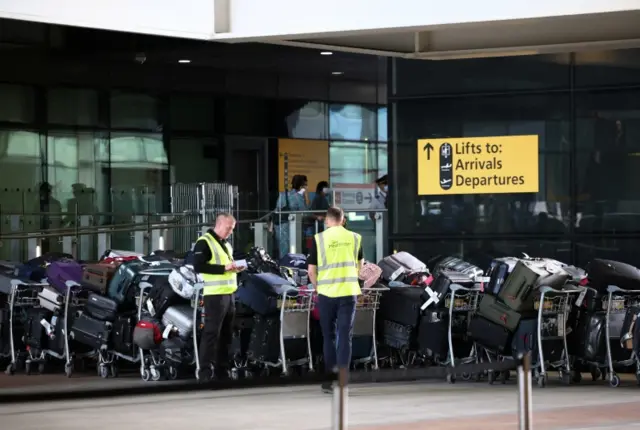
[146,299,156,316]
[420,286,440,311]
[575,289,587,307]
[162,324,175,339]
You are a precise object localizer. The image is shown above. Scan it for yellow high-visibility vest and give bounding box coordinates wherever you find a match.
[315,226,362,298]
[197,233,237,296]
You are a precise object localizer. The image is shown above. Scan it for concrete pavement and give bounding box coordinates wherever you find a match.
[1,377,639,430]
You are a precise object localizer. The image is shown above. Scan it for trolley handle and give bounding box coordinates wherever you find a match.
[361,286,390,293]
[607,285,640,294]
[449,284,482,293]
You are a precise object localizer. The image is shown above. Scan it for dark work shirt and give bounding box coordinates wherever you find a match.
[307,230,364,266]
[193,229,230,275]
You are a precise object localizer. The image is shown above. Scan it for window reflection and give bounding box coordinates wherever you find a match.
[329,104,376,141]
[169,138,219,184]
[329,141,382,185]
[0,130,42,212]
[48,88,99,126]
[378,107,388,142]
[0,84,35,123]
[110,91,160,130]
[285,101,327,139]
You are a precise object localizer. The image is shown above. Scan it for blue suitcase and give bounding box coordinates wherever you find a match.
[108,260,175,307]
[236,272,297,316]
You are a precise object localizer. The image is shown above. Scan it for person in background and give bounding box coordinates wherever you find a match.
[192,213,245,381]
[275,174,308,258]
[310,181,330,233]
[32,182,62,253]
[307,206,363,393]
[371,174,388,210]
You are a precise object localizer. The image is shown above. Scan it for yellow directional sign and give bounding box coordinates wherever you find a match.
[417,135,539,196]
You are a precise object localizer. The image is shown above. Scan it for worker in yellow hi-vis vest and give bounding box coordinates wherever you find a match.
[307,206,363,394]
[192,212,245,381]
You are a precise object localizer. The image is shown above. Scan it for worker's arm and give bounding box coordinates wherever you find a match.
[192,240,227,275]
[307,237,318,288]
[308,265,317,288]
[357,244,364,272]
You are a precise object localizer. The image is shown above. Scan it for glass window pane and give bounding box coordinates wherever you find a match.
[170,94,214,132]
[46,131,108,217]
[378,106,388,142]
[110,132,167,214]
[282,101,327,139]
[225,97,272,136]
[0,130,43,211]
[393,54,571,97]
[330,141,381,185]
[575,48,640,88]
[0,84,35,123]
[169,137,220,184]
[47,88,99,126]
[576,239,639,268]
[330,104,377,141]
[110,91,160,130]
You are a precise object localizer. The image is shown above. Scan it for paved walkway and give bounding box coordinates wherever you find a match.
[1,377,639,430]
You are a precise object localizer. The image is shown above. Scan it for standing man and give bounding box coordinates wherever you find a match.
[193,213,245,381]
[307,206,363,393]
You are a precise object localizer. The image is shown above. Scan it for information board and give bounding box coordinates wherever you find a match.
[278,139,329,192]
[417,135,539,196]
[332,183,377,211]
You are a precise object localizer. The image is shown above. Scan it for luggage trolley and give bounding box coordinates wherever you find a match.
[535,286,581,388]
[352,285,388,370]
[40,280,92,377]
[4,279,46,375]
[446,283,483,383]
[604,284,640,388]
[136,282,170,382]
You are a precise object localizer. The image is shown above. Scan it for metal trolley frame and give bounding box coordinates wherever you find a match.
[534,286,581,388]
[137,282,172,382]
[446,283,482,384]
[605,284,640,388]
[351,285,388,371]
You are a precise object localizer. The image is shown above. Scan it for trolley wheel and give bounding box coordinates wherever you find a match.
[571,371,582,384]
[590,368,601,382]
[5,363,15,376]
[110,364,119,378]
[243,369,253,379]
[446,373,456,384]
[99,365,109,379]
[488,371,496,385]
[461,372,472,381]
[25,362,32,376]
[501,371,510,384]
[167,366,178,380]
[609,373,621,388]
[560,372,571,386]
[150,368,161,381]
[230,368,239,381]
[537,375,547,388]
[142,369,151,382]
[65,362,73,378]
[38,362,46,375]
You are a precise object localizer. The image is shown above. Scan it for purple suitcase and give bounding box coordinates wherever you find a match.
[46,260,84,293]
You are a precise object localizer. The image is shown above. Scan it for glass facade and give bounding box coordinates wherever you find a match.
[390,49,640,266]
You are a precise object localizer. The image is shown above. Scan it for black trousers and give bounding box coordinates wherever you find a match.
[199,293,235,371]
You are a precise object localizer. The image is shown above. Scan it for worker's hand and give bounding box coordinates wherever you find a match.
[225,263,239,272]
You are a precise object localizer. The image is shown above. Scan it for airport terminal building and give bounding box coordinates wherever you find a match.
[0,1,639,267]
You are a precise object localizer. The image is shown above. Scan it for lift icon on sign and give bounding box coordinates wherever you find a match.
[439,143,453,190]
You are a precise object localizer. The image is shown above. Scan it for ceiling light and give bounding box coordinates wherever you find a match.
[331,71,343,75]
[320,51,333,56]
[178,59,191,64]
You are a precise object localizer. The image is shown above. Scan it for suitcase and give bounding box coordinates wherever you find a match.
[587,259,640,292]
[38,285,65,313]
[82,263,118,295]
[111,314,136,356]
[236,272,297,316]
[133,319,163,350]
[416,311,448,357]
[162,305,195,340]
[359,261,383,289]
[70,312,112,350]
[378,252,428,283]
[378,287,424,328]
[469,315,513,354]
[278,253,308,270]
[18,253,74,281]
[573,312,627,362]
[23,308,51,350]
[477,294,523,332]
[108,260,175,307]
[485,258,519,296]
[431,256,484,279]
[168,266,202,300]
[381,320,413,351]
[247,315,307,363]
[85,293,118,322]
[46,260,84,293]
[0,306,9,355]
[147,279,188,319]
[620,307,640,350]
[421,270,474,311]
[161,337,193,365]
[499,260,569,312]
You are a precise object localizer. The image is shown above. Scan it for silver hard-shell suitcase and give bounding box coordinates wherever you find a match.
[162,305,195,339]
[38,285,64,312]
[378,252,427,282]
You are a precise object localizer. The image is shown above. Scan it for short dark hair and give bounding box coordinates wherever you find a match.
[375,174,388,185]
[315,181,329,194]
[291,175,308,191]
[326,206,344,223]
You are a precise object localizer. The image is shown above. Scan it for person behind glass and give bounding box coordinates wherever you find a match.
[275,174,308,258]
[192,213,245,381]
[307,206,363,393]
[310,181,330,233]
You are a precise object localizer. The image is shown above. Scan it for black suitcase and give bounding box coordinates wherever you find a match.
[85,293,118,322]
[378,252,428,283]
[416,312,448,356]
[23,308,51,350]
[422,270,475,310]
[573,312,627,362]
[485,258,518,296]
[111,314,136,356]
[469,315,513,354]
[70,312,112,350]
[147,279,188,319]
[247,315,306,362]
[381,320,413,351]
[0,306,9,356]
[161,337,193,366]
[587,259,640,292]
[477,294,523,332]
[378,287,424,327]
